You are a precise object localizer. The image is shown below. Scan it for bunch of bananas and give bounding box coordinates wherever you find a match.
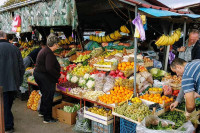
[120,25,130,33]
[155,28,181,46]
[58,36,74,46]
[19,40,34,48]
[89,30,123,43]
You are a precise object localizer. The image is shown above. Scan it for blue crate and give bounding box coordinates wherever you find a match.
[92,121,113,133]
[120,118,137,133]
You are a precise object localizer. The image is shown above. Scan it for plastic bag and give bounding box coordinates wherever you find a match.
[163,85,172,95]
[103,75,115,92]
[136,115,195,133]
[73,107,92,133]
[153,59,162,69]
[94,73,105,91]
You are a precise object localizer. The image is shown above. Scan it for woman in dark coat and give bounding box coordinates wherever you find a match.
[34,35,64,123]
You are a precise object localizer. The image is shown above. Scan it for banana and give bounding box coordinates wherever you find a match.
[120,26,125,33]
[170,35,176,45]
[162,35,169,46]
[89,35,93,41]
[173,32,179,42]
[102,36,107,42]
[114,30,122,38]
[65,38,70,44]
[168,36,173,45]
[68,36,74,42]
[110,33,117,40]
[155,35,165,46]
[124,25,130,33]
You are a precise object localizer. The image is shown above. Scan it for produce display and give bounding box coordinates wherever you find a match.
[131,97,142,104]
[99,86,133,104]
[63,104,80,113]
[73,54,91,63]
[88,106,112,116]
[27,90,41,111]
[159,111,186,129]
[114,103,151,121]
[176,99,200,111]
[147,121,174,130]
[21,46,39,58]
[148,87,163,94]
[71,65,93,76]
[23,26,191,131]
[140,94,173,104]
[114,78,133,90]
[83,91,104,101]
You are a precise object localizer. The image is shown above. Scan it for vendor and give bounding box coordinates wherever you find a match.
[23,40,46,69]
[173,29,200,62]
[170,58,200,115]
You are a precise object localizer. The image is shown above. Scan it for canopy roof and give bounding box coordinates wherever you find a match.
[139,7,200,18]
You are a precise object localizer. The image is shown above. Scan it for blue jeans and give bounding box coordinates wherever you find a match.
[3,91,15,130]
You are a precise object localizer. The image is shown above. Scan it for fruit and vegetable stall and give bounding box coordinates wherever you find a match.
[23,24,199,133]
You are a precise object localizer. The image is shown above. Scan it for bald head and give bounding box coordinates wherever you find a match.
[0,30,7,39]
[188,29,199,45]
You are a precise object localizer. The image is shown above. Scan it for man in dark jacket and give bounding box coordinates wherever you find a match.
[23,41,46,69]
[173,29,200,62]
[0,31,25,132]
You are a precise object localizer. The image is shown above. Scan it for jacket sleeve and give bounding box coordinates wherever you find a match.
[17,48,25,86]
[45,53,60,80]
[192,40,200,60]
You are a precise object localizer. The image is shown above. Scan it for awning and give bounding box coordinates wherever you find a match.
[139,7,200,18]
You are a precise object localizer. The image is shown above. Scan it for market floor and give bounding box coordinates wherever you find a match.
[12,98,75,133]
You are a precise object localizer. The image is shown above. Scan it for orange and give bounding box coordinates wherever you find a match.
[118,63,122,67]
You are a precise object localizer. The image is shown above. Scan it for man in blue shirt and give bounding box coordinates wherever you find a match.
[170,58,200,114]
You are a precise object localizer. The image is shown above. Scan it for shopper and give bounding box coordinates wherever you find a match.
[0,30,25,132]
[33,35,65,123]
[23,40,46,69]
[170,58,200,115]
[173,29,200,62]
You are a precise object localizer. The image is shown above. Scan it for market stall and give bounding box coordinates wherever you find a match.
[1,0,200,133]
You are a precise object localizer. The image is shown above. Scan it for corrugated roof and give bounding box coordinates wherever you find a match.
[156,0,200,9]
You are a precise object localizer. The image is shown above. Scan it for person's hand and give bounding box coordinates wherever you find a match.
[178,46,186,52]
[59,74,65,79]
[170,101,179,110]
[194,92,200,99]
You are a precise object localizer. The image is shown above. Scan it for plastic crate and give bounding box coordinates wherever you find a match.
[120,118,137,133]
[92,121,113,133]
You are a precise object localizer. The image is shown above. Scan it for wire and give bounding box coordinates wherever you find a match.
[108,0,127,22]
[147,24,163,35]
[109,0,129,19]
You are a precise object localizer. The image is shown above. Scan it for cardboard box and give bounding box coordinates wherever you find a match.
[52,101,77,125]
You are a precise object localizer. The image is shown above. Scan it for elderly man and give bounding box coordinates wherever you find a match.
[173,29,200,62]
[0,31,25,132]
[170,58,200,116]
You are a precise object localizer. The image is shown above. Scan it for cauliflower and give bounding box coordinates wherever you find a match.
[86,80,95,90]
[71,76,79,83]
[78,77,86,87]
[84,73,90,80]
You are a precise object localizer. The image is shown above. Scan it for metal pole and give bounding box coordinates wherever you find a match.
[0,87,5,133]
[128,6,138,97]
[164,23,173,71]
[183,19,187,46]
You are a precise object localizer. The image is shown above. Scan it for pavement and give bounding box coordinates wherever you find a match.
[12,98,75,133]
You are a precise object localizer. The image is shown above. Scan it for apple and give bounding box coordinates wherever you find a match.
[116,70,120,74]
[118,72,124,76]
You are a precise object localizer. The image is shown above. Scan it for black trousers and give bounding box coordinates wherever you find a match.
[3,91,15,130]
[33,71,56,120]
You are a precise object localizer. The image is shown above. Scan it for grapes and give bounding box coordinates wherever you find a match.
[114,103,151,121]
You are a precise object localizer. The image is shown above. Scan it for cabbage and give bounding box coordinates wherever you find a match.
[150,68,159,75]
[157,70,167,77]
